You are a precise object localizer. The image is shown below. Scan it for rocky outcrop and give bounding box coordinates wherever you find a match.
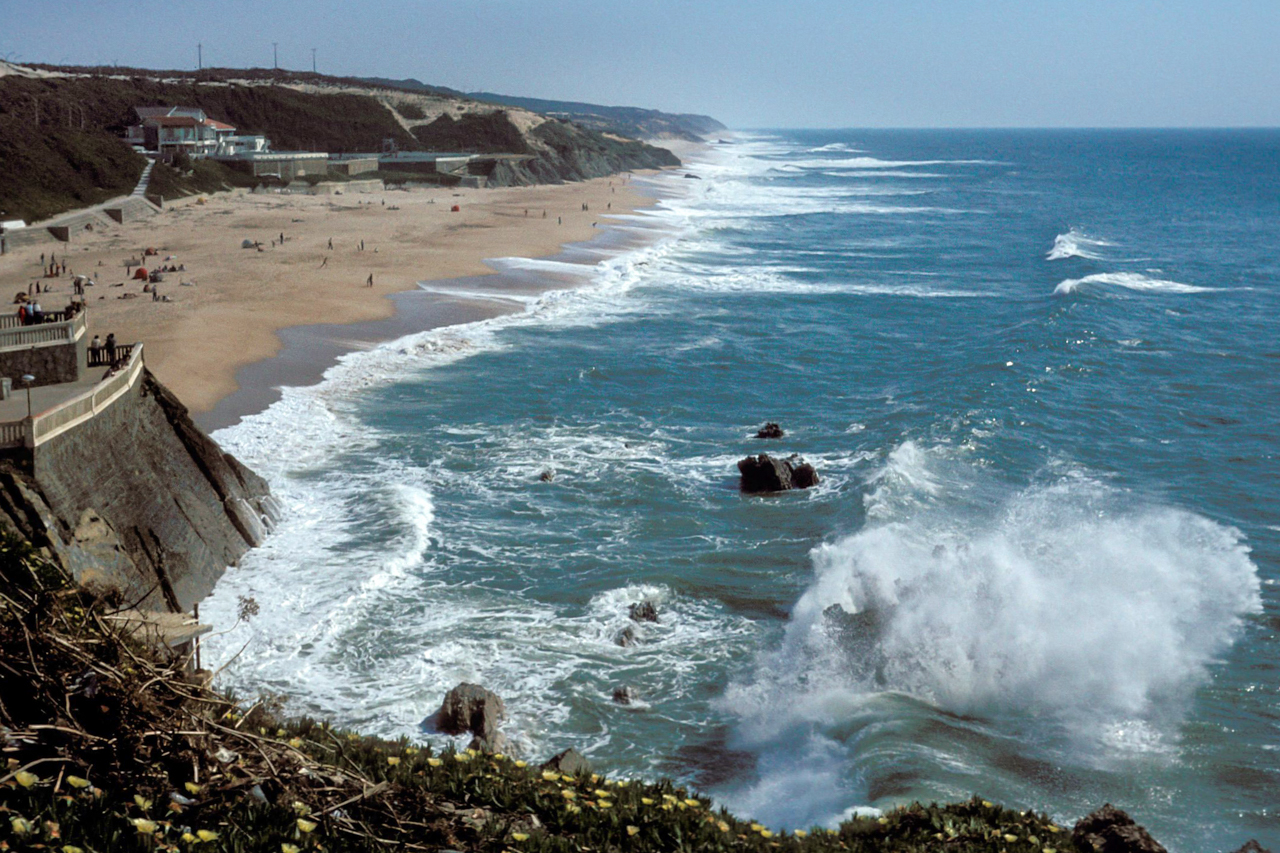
[427,683,507,753]
[737,453,820,493]
[755,422,784,439]
[0,370,275,612]
[542,748,591,777]
[611,686,640,705]
[1232,842,1273,853]
[629,601,659,623]
[1072,804,1167,853]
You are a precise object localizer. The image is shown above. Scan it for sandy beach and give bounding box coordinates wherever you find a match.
[0,175,656,415]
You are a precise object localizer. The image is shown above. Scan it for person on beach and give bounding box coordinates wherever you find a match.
[30,300,43,324]
[360,239,365,251]
[90,335,101,359]
[367,273,374,287]
[320,257,329,268]
[327,238,333,250]
[105,334,117,366]
[280,232,285,244]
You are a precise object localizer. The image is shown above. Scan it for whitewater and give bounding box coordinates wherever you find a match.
[202,129,1280,851]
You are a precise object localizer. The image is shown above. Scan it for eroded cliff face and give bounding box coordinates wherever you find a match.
[0,371,275,611]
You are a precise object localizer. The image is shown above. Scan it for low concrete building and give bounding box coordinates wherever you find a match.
[214,151,331,182]
[329,156,379,176]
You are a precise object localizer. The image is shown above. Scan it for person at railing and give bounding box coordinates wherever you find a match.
[105,333,117,367]
[89,335,101,365]
[29,300,43,325]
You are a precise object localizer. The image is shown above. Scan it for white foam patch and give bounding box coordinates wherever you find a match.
[1047,228,1113,261]
[1054,272,1212,295]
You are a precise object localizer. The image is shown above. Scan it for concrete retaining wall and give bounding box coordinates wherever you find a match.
[0,341,82,388]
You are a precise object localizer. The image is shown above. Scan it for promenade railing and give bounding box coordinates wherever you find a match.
[0,343,145,450]
[0,312,87,351]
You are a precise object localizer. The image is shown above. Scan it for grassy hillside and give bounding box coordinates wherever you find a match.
[0,119,144,223]
[0,529,1110,853]
[469,91,726,141]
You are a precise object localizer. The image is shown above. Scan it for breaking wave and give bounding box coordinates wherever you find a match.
[1053,272,1211,295]
[1046,228,1112,261]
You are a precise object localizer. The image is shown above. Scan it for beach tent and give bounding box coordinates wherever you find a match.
[133,267,149,280]
[241,239,255,249]
[451,204,461,212]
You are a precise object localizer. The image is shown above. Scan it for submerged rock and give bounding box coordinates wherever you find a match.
[614,625,638,647]
[737,453,819,493]
[538,468,555,482]
[542,748,591,776]
[754,422,784,439]
[428,683,506,743]
[1073,804,1167,853]
[611,685,640,705]
[629,601,659,623]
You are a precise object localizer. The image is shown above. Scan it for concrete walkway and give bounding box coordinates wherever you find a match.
[131,159,155,197]
[0,366,111,422]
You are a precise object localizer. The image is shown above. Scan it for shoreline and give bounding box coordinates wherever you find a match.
[0,172,668,418]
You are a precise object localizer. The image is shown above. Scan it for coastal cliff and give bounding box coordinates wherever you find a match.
[0,370,275,612]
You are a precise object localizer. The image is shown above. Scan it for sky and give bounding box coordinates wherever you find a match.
[2,0,1278,128]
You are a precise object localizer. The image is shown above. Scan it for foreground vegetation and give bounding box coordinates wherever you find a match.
[0,531,1107,852]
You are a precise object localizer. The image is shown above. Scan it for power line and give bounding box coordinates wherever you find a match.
[272,42,278,69]
[311,48,316,74]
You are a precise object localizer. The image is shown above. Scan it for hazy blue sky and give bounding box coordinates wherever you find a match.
[3,0,1278,127]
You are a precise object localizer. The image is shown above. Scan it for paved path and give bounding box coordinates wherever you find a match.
[131,160,155,197]
[0,366,111,422]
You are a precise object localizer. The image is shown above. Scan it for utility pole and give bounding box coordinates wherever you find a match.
[272,42,278,69]
[311,48,316,74]
[197,42,202,70]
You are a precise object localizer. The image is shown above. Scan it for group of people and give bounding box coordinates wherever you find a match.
[88,333,120,367]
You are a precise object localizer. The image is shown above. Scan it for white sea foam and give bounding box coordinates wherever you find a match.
[1046,228,1113,261]
[1054,272,1212,295]
[718,441,1261,827]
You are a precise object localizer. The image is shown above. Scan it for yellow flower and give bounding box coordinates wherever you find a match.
[794,829,808,837]
[598,800,613,809]
[626,825,640,836]
[566,804,581,814]
[292,801,311,816]
[387,756,401,766]
[453,753,470,763]
[561,774,576,783]
[663,794,678,803]
[185,782,202,795]
[14,771,38,788]
[1047,825,1061,833]
[594,788,610,797]
[512,832,529,841]
[982,800,994,808]
[492,752,504,759]
[466,748,479,757]
[514,760,527,768]
[615,781,628,788]
[1004,835,1018,843]
[750,824,764,831]
[1045,848,1057,853]
[878,816,890,825]
[347,733,359,741]
[684,798,701,807]
[661,803,673,811]
[63,846,85,853]
[134,794,153,810]
[760,829,774,839]
[282,845,300,853]
[406,747,420,756]
[542,771,560,781]
[66,776,91,789]
[428,758,443,767]
[11,817,33,835]
[132,818,158,834]
[182,834,198,843]
[297,818,317,833]
[198,829,220,841]
[561,790,576,799]
[641,797,655,805]
[718,821,731,832]
[288,738,304,749]
[1029,836,1041,845]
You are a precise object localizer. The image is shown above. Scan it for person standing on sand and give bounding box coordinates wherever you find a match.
[360,239,365,251]
[327,238,333,250]
[367,273,374,287]
[320,257,329,268]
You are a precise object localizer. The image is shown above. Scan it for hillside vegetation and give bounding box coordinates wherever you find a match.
[0,529,1126,853]
[0,64,686,222]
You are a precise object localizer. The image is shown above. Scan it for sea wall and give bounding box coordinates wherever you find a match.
[0,370,275,611]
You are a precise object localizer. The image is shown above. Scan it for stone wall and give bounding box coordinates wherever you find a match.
[0,370,275,611]
[0,341,82,388]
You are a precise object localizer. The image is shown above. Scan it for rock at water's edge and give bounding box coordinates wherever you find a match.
[1232,842,1273,853]
[427,683,506,742]
[612,685,640,705]
[614,625,637,647]
[737,453,819,493]
[755,422,784,439]
[542,748,591,776]
[629,601,659,623]
[1072,804,1167,853]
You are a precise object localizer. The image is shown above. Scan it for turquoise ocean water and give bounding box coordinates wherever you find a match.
[204,130,1280,851]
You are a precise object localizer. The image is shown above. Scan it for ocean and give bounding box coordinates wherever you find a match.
[201,129,1280,851]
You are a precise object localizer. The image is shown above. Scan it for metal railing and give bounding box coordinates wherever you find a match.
[87,343,135,368]
[0,343,145,450]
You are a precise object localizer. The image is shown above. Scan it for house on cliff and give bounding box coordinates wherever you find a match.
[124,106,238,158]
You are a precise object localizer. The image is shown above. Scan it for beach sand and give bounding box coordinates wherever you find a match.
[0,175,654,416]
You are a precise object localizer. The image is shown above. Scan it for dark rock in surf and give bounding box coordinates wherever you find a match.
[1231,842,1273,853]
[791,460,820,489]
[684,173,701,179]
[629,601,659,623]
[543,747,591,776]
[538,468,555,482]
[755,422,785,439]
[427,683,506,743]
[611,685,640,705]
[737,453,819,493]
[614,625,637,647]
[1073,804,1167,853]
